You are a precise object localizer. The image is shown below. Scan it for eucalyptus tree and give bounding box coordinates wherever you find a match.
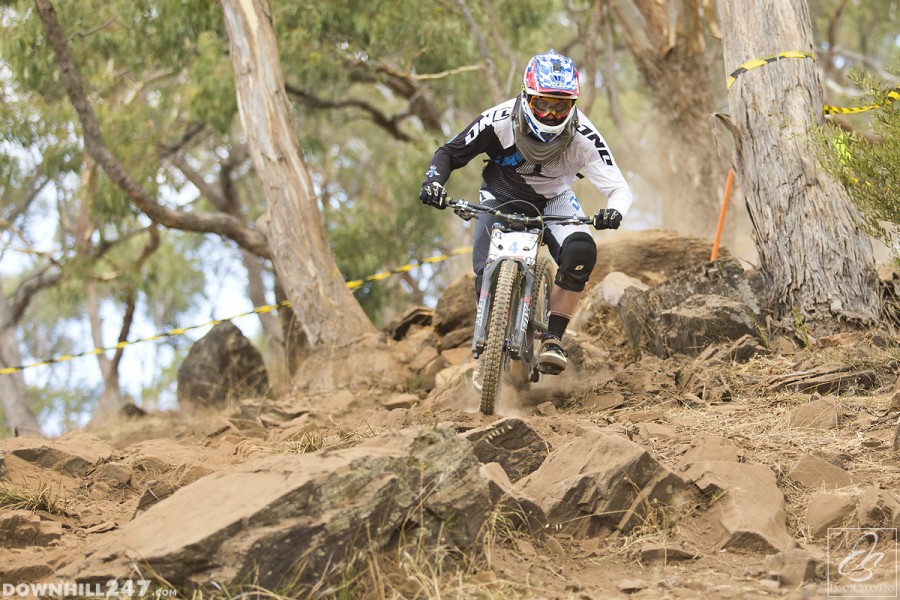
[589,0,727,238]
[2,0,231,427]
[717,0,880,329]
[6,0,569,431]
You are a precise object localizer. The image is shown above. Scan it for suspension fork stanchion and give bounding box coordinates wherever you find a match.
[472,258,502,357]
[509,263,536,360]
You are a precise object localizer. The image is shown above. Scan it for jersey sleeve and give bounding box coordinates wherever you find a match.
[576,116,633,217]
[423,105,507,185]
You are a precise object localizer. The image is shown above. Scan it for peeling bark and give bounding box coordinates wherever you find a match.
[717,0,880,329]
[220,0,375,347]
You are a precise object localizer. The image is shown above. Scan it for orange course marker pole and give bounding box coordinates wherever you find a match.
[710,169,735,261]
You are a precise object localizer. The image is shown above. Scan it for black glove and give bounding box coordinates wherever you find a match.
[419,182,447,210]
[593,208,622,230]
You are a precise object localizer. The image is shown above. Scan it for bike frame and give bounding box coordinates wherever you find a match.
[472,224,544,362]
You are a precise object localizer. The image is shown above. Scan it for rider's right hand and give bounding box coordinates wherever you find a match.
[419,182,448,210]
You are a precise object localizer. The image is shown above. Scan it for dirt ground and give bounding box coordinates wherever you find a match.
[2,251,899,599]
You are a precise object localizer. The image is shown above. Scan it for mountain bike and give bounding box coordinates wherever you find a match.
[447,198,602,415]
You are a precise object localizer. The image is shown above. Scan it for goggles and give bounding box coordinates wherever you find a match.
[527,94,575,124]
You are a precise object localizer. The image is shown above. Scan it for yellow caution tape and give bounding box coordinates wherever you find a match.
[726,50,816,90]
[345,247,471,289]
[823,85,900,115]
[0,247,473,376]
[727,51,899,116]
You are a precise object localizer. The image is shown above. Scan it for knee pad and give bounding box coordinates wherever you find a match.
[554,232,597,292]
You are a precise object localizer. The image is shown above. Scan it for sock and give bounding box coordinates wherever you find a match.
[547,311,571,340]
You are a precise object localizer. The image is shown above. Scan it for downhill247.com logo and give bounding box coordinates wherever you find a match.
[2,580,177,598]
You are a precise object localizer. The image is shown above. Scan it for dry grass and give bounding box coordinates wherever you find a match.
[0,479,70,516]
[657,337,900,548]
[276,423,378,454]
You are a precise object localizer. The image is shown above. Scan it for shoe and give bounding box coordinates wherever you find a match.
[538,336,567,374]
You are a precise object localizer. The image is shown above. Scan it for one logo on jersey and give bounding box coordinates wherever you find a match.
[569,194,581,211]
[425,165,440,178]
[576,124,614,166]
[494,150,524,167]
[464,107,512,145]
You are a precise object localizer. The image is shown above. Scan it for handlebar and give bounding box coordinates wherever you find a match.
[447,198,600,229]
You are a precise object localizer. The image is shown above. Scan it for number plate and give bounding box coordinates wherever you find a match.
[487,230,540,264]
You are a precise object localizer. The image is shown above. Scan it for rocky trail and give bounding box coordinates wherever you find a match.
[1,231,899,600]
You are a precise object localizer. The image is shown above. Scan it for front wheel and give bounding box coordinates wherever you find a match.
[480,259,518,415]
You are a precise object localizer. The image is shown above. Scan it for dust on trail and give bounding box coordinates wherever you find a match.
[2,235,898,599]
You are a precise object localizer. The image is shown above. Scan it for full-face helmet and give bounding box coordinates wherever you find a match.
[520,50,580,143]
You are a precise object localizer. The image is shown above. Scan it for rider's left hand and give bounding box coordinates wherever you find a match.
[593,208,622,230]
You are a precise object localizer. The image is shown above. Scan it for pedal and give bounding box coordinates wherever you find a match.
[537,364,564,376]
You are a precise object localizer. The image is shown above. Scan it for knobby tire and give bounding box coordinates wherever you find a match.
[525,256,554,381]
[480,259,518,415]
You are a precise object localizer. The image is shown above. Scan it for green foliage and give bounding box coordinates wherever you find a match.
[28,378,101,434]
[817,74,900,262]
[138,345,187,411]
[184,31,237,134]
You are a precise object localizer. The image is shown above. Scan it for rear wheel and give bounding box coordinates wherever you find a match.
[480,260,518,415]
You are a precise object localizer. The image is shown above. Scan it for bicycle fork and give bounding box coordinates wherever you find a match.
[471,258,536,361]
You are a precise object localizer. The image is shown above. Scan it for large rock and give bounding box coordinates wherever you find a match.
[0,431,114,478]
[678,434,744,483]
[0,511,63,548]
[806,493,857,538]
[692,461,795,553]
[592,230,724,287]
[617,259,762,358]
[764,548,823,586]
[515,427,687,539]
[61,427,491,592]
[463,418,549,482]
[291,334,414,394]
[571,272,649,331]
[479,463,547,535]
[433,273,476,347]
[789,397,839,429]
[176,322,269,409]
[857,487,900,528]
[787,455,854,490]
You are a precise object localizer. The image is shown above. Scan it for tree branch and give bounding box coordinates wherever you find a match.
[454,0,504,102]
[345,60,445,133]
[170,153,230,212]
[824,0,847,85]
[579,0,603,115]
[284,84,413,142]
[157,122,207,160]
[110,226,159,369]
[34,0,271,259]
[8,266,64,327]
[1,174,50,225]
[479,0,521,92]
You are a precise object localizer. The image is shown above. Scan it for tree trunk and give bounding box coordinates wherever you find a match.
[609,0,725,238]
[717,0,880,329]
[34,0,270,259]
[220,0,376,347]
[0,290,42,437]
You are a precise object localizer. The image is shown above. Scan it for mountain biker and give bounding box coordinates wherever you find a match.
[420,49,633,374]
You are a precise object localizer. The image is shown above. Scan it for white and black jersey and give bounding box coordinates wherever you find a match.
[424,98,633,216]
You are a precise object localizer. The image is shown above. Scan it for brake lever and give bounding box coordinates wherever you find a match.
[452,201,476,221]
